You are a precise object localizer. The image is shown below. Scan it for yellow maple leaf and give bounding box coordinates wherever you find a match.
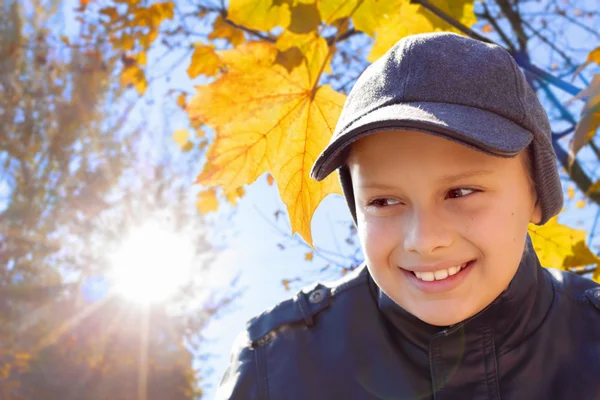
[528,216,600,271]
[276,30,332,78]
[288,2,321,34]
[196,188,219,213]
[367,1,435,62]
[228,0,291,31]
[576,200,586,209]
[418,0,477,33]
[187,44,220,79]
[187,41,344,246]
[209,15,246,46]
[367,0,476,62]
[317,0,397,37]
[305,251,314,261]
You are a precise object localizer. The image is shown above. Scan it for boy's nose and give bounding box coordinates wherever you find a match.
[403,210,453,255]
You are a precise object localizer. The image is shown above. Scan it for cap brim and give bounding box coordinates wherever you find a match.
[311,101,534,181]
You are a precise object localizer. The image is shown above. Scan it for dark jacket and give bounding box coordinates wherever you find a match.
[216,240,600,400]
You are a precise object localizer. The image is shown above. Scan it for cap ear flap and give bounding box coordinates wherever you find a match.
[339,165,358,226]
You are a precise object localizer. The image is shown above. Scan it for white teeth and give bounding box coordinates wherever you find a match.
[420,271,435,281]
[448,266,460,276]
[413,262,468,282]
[434,269,448,280]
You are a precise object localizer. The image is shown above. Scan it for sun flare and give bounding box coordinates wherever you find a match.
[109,221,194,304]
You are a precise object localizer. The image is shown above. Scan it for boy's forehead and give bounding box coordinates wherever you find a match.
[348,129,480,162]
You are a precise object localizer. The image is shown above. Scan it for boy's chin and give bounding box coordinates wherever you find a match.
[412,304,477,327]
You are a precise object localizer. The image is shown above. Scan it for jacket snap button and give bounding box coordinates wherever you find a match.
[309,288,326,304]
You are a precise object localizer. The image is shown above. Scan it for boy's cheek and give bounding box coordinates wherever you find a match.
[358,218,401,263]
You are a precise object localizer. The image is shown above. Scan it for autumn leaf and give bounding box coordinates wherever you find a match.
[224,186,246,206]
[187,41,344,246]
[187,44,220,79]
[228,0,291,31]
[209,15,246,46]
[367,1,435,62]
[572,46,600,80]
[172,129,193,152]
[196,188,219,213]
[568,185,575,199]
[317,0,399,37]
[304,251,314,261]
[177,92,186,108]
[576,200,586,209]
[120,64,147,95]
[587,179,600,195]
[275,30,332,78]
[567,74,600,164]
[282,279,292,291]
[288,2,321,34]
[418,0,477,33]
[529,216,600,270]
[267,173,274,185]
[136,51,147,66]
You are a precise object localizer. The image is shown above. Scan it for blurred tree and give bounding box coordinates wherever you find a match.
[0,0,233,398]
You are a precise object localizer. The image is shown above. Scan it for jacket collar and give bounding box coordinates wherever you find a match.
[372,235,555,351]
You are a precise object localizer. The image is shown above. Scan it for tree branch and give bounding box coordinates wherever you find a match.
[479,2,516,52]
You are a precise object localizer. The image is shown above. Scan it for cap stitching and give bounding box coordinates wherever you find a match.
[506,51,527,127]
[401,38,415,99]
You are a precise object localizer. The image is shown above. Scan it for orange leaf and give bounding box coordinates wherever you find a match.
[209,15,246,46]
[482,23,493,33]
[187,44,220,79]
[188,41,344,246]
[304,251,314,261]
[120,65,147,95]
[196,188,219,213]
[177,93,186,108]
[267,173,274,186]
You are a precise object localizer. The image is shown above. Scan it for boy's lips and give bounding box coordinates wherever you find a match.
[398,260,476,294]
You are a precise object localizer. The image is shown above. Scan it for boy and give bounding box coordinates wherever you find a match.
[216,32,600,399]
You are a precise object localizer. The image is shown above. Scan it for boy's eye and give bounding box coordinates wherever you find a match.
[367,198,401,208]
[446,188,476,199]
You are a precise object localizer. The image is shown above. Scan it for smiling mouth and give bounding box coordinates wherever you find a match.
[408,260,474,282]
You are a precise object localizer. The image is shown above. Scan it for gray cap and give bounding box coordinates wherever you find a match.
[310,32,562,225]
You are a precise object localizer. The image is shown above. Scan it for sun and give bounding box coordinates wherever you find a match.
[109,221,195,305]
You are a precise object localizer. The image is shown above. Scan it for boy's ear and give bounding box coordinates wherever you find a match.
[529,197,542,224]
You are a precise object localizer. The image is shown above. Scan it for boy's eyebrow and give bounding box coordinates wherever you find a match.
[358,170,495,190]
[439,170,495,183]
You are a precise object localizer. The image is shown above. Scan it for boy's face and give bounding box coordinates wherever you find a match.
[347,129,541,326]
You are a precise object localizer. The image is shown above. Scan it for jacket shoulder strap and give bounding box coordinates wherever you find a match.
[247,264,369,344]
[584,287,600,312]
